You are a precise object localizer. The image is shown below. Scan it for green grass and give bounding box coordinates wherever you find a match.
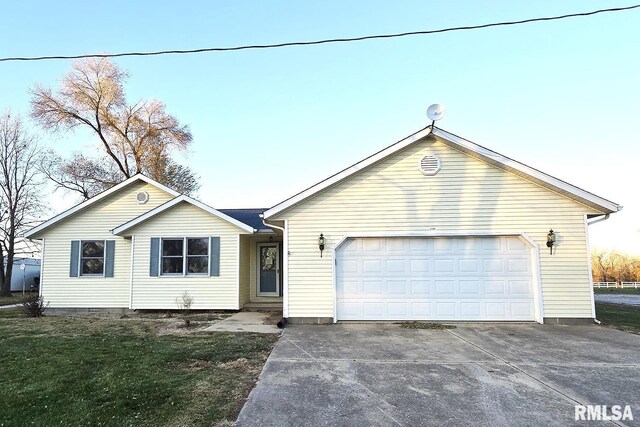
[596,302,640,333]
[0,312,278,426]
[593,287,640,295]
[0,292,30,306]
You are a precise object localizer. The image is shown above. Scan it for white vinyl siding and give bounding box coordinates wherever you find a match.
[273,138,603,319]
[38,181,174,308]
[238,235,251,306]
[129,202,249,310]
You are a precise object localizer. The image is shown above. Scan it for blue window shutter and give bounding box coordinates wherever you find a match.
[209,236,220,276]
[70,240,80,277]
[104,240,115,277]
[150,238,160,277]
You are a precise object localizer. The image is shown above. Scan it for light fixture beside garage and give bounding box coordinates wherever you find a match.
[546,229,556,255]
[318,233,325,258]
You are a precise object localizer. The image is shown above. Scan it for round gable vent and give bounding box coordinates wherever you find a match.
[136,191,149,204]
[419,154,441,176]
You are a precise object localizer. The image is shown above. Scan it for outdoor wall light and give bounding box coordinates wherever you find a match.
[546,229,556,255]
[318,233,325,258]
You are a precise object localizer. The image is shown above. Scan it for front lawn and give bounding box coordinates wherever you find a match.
[595,302,640,333]
[0,310,278,426]
[0,292,29,306]
[593,287,640,295]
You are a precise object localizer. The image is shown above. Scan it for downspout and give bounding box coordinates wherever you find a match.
[586,213,610,324]
[260,215,288,327]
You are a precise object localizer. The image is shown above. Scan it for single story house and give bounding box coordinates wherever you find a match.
[25,126,621,324]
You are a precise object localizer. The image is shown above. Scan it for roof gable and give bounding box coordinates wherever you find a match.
[112,195,255,235]
[263,126,621,219]
[25,175,179,239]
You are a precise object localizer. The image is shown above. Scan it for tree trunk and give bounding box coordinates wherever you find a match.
[4,244,14,297]
[0,241,8,297]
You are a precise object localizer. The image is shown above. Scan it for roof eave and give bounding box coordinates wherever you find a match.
[112,195,255,236]
[431,128,622,214]
[24,174,180,239]
[263,126,621,219]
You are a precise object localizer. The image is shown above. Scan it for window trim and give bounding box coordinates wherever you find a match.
[79,239,106,277]
[159,237,210,277]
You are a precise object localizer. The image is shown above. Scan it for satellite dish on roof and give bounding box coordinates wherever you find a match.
[427,104,445,122]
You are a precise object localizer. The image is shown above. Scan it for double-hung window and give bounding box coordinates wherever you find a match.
[161,238,209,275]
[80,240,105,276]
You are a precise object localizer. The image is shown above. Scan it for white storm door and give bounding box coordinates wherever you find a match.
[257,243,280,297]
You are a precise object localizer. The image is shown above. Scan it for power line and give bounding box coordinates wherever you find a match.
[1,4,638,63]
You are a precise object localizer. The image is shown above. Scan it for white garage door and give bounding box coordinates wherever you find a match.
[336,236,536,321]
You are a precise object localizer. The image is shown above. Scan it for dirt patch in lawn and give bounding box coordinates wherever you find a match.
[398,322,457,330]
[262,311,283,325]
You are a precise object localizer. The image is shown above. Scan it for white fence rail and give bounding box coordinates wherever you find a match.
[593,282,618,288]
[593,282,640,289]
[622,282,640,289]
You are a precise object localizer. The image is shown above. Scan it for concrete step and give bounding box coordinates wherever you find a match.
[242,302,283,312]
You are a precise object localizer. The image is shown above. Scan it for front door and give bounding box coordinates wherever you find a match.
[257,243,279,296]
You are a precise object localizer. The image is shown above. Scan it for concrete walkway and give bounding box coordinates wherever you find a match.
[203,311,281,334]
[595,293,640,306]
[237,323,640,426]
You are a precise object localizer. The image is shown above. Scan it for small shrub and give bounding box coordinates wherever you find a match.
[176,291,194,327]
[20,294,48,317]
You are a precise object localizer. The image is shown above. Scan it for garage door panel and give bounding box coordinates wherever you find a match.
[336,236,536,321]
[509,280,532,295]
[483,258,504,272]
[435,280,455,294]
[387,280,407,294]
[411,280,431,294]
[460,280,481,294]
[409,238,433,252]
[386,259,406,273]
[460,302,482,316]
[459,259,479,273]
[363,280,383,295]
[507,258,529,273]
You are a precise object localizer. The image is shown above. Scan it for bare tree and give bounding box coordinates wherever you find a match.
[592,250,640,283]
[0,112,46,297]
[31,58,199,199]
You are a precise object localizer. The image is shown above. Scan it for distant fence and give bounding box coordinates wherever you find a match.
[593,282,640,289]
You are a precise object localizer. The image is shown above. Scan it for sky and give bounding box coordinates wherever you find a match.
[0,1,638,254]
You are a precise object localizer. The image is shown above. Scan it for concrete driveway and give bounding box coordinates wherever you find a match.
[237,323,640,426]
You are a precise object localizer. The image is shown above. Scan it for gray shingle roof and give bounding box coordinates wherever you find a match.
[218,208,270,231]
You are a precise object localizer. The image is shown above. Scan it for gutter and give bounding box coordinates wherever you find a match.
[587,213,611,226]
[260,215,285,234]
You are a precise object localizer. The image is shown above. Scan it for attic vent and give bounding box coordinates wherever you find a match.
[419,154,441,176]
[136,191,149,204]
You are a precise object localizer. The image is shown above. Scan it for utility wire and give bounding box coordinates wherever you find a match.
[1,4,638,63]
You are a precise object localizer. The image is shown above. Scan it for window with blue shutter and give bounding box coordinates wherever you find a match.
[209,236,220,276]
[150,238,160,276]
[70,240,80,277]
